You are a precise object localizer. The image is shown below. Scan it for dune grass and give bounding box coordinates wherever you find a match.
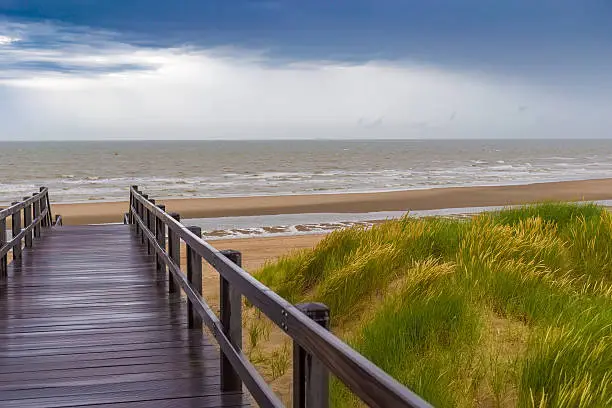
[254,202,612,407]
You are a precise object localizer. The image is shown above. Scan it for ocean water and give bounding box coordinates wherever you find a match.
[2,139,612,205]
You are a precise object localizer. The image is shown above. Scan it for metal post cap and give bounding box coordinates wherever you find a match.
[296,302,330,327]
[220,249,242,266]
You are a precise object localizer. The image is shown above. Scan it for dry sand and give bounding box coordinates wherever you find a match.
[201,234,326,271]
[53,178,612,225]
[179,234,326,311]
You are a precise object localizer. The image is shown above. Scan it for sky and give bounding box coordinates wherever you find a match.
[0,1,611,141]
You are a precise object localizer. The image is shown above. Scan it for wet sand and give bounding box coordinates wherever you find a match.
[51,178,612,225]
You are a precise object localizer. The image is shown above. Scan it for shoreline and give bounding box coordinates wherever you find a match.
[51,177,612,225]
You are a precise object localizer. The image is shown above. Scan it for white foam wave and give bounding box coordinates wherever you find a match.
[193,200,612,240]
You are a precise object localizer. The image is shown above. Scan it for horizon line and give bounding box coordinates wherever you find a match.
[1,137,611,143]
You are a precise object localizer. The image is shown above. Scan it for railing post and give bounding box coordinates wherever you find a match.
[130,185,138,224]
[48,192,52,226]
[0,215,7,276]
[23,197,32,248]
[39,187,48,228]
[134,189,141,237]
[293,303,331,408]
[32,194,41,238]
[156,204,166,276]
[141,194,148,245]
[186,226,203,329]
[220,249,243,392]
[147,199,156,255]
[11,202,22,261]
[167,212,181,294]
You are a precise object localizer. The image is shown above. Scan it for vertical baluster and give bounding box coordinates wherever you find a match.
[44,188,52,227]
[48,192,52,226]
[39,187,48,228]
[186,226,203,329]
[33,194,41,238]
[141,195,148,245]
[130,185,138,224]
[11,202,22,261]
[0,214,7,276]
[23,197,32,248]
[167,213,181,295]
[134,189,141,237]
[293,303,331,408]
[148,199,156,255]
[156,205,166,276]
[220,250,243,392]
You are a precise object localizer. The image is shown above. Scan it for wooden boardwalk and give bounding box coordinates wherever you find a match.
[1,187,431,408]
[0,224,249,408]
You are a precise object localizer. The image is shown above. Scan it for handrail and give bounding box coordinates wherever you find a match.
[131,212,283,406]
[1,187,56,276]
[0,207,49,259]
[129,186,431,408]
[0,187,48,220]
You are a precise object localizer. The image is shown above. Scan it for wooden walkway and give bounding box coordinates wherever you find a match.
[0,224,249,408]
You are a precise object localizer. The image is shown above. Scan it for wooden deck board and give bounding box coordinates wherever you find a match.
[0,225,248,407]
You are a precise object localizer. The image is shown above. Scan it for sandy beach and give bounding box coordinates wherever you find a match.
[204,234,326,271]
[52,178,612,225]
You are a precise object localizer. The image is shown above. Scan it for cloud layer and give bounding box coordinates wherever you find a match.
[0,18,611,140]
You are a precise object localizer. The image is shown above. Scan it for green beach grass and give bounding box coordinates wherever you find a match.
[254,203,612,407]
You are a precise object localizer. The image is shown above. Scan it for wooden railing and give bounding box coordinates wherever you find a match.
[128,186,432,408]
[0,187,55,276]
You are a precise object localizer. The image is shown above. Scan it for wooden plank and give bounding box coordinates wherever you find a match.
[1,377,223,401]
[0,324,189,339]
[0,298,183,310]
[3,394,251,408]
[0,393,249,408]
[0,360,219,383]
[0,224,245,407]
[0,319,195,337]
[0,353,219,374]
[0,344,216,366]
[0,338,210,358]
[0,366,221,392]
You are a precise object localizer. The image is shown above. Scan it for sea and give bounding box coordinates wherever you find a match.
[2,139,612,238]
